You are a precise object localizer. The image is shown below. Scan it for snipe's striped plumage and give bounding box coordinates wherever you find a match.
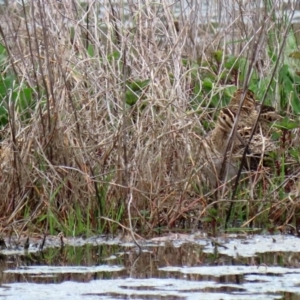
[229,88,281,136]
[200,88,280,187]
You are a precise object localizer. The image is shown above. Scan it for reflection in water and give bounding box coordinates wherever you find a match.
[1,237,300,299]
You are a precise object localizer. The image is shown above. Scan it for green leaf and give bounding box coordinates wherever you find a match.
[0,43,6,55]
[203,78,213,90]
[273,117,299,130]
[18,87,33,111]
[213,50,223,64]
[224,55,237,69]
[289,148,300,162]
[125,90,138,106]
[0,105,8,127]
[181,58,188,66]
[271,131,281,140]
[278,64,295,110]
[267,47,277,63]
[0,43,7,65]
[128,79,150,91]
[107,50,121,62]
[291,93,300,114]
[87,44,95,57]
[0,74,15,99]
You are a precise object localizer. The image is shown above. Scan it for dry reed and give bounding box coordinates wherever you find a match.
[0,0,298,236]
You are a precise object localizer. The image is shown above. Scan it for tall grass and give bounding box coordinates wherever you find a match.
[0,0,299,237]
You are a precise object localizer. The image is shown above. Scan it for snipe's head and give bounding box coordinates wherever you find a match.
[214,107,248,151]
[218,107,235,133]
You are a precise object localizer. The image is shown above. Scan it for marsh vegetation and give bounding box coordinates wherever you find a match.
[0,0,299,238]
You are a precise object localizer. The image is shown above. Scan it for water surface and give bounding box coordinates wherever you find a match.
[0,234,299,299]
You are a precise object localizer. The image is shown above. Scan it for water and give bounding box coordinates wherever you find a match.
[0,234,300,299]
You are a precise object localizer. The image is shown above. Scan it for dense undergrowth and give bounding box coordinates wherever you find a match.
[0,0,300,238]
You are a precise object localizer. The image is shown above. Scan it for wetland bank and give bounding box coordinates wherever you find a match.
[0,0,300,299]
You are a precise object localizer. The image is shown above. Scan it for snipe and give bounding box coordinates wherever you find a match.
[200,88,280,186]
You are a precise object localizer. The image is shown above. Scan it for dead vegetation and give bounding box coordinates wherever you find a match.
[0,0,299,237]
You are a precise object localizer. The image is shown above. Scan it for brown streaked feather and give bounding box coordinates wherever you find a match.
[200,88,280,186]
[229,89,256,108]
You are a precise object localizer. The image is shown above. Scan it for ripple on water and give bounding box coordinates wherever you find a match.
[0,234,300,299]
